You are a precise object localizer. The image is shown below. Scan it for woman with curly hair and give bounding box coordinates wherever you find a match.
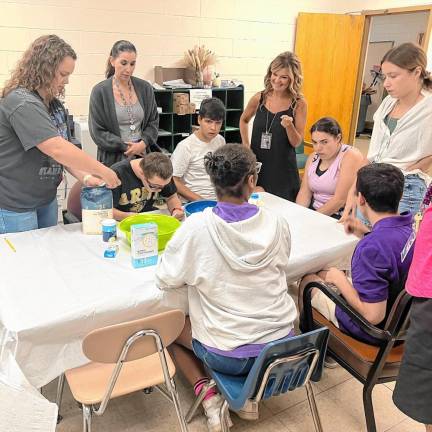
[240,51,307,201]
[0,35,120,234]
[156,144,297,430]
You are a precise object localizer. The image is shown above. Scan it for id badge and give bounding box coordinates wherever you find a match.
[260,132,272,149]
[401,230,416,263]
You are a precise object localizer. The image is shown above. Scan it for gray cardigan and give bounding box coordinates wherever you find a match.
[88,76,159,167]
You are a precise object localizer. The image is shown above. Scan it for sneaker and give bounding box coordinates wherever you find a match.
[233,399,259,421]
[324,355,338,369]
[202,394,233,432]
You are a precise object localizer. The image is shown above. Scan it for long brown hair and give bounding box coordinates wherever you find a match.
[263,51,303,102]
[105,40,137,78]
[382,42,432,90]
[1,35,76,99]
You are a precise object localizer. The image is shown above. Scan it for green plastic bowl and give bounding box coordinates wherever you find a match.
[119,214,181,251]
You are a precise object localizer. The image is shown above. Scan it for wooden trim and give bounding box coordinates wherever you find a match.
[348,15,371,145]
[424,8,432,50]
[362,5,432,16]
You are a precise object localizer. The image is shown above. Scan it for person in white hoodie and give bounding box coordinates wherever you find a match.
[155,144,297,432]
[342,42,432,222]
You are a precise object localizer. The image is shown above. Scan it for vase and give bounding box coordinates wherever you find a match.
[195,69,204,87]
[202,66,214,87]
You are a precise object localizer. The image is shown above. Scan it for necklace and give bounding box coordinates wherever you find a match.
[114,77,136,132]
[265,110,278,133]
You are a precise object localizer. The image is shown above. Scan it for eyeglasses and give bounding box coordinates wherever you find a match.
[144,177,166,191]
[256,162,262,174]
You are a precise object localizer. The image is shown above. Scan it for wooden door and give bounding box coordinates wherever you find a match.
[295,13,367,146]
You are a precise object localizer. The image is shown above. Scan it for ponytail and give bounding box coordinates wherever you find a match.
[105,40,136,79]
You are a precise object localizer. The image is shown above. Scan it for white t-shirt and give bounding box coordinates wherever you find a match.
[171,133,225,200]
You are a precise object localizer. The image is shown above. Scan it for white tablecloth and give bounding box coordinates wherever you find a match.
[0,192,357,389]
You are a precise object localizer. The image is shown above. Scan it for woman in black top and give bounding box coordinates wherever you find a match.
[240,51,307,201]
[89,40,159,167]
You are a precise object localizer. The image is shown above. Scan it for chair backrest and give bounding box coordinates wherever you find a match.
[240,327,329,403]
[82,309,185,363]
[383,289,413,340]
[67,181,83,221]
[295,141,305,154]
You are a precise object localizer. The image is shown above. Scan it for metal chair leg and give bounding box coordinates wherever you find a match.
[220,400,231,432]
[306,382,323,432]
[185,380,216,423]
[82,404,92,432]
[363,384,377,432]
[55,374,65,423]
[168,379,189,432]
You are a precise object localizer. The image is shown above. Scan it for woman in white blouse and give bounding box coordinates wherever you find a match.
[343,42,432,220]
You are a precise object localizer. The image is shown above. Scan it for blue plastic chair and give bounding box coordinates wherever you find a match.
[186,327,329,431]
[296,141,308,170]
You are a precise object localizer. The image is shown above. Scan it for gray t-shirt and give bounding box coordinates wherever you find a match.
[0,88,62,211]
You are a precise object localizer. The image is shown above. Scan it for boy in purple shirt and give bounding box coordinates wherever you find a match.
[301,163,414,344]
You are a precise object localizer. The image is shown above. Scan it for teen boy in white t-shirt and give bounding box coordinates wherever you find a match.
[171,97,226,201]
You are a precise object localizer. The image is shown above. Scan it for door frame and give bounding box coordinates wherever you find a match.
[349,4,432,143]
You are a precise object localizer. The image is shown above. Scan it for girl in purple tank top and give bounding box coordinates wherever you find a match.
[296,117,365,219]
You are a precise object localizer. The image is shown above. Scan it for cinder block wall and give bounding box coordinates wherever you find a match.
[0,0,430,115]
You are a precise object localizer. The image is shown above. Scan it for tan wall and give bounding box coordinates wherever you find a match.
[0,0,430,115]
[0,0,346,115]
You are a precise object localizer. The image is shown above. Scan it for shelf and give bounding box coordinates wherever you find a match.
[154,86,244,151]
[224,127,240,131]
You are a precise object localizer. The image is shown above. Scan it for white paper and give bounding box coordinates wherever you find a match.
[189,89,213,109]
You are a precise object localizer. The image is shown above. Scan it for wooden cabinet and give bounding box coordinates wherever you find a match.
[154,86,244,153]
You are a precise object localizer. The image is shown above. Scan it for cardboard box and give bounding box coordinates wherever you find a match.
[174,104,189,115]
[188,103,196,113]
[173,93,189,104]
[131,223,158,268]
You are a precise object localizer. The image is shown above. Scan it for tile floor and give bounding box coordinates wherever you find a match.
[43,355,423,432]
[43,281,424,432]
[353,136,371,158]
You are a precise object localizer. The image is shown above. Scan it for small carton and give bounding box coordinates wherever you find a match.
[174,104,189,115]
[188,102,196,113]
[173,93,189,104]
[130,223,158,268]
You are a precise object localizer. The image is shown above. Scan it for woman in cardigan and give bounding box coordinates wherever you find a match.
[89,40,159,167]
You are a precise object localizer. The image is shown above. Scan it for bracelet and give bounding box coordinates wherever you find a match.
[170,207,183,215]
[83,174,92,186]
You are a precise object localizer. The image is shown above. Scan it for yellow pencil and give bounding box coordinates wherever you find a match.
[4,238,16,252]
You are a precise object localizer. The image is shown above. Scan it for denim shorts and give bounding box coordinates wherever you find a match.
[192,339,256,376]
[399,174,427,215]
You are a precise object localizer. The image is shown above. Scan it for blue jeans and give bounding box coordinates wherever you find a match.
[399,174,427,215]
[0,199,58,234]
[192,339,256,376]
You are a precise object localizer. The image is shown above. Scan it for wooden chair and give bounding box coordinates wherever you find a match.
[301,281,412,432]
[56,310,188,432]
